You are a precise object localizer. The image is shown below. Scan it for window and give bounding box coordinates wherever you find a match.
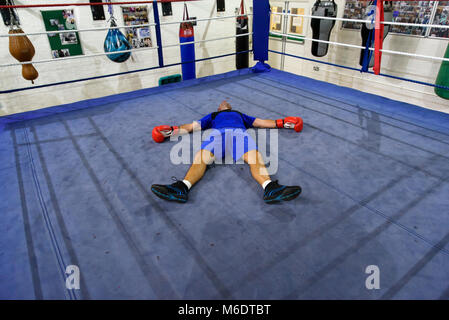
[342,0,449,38]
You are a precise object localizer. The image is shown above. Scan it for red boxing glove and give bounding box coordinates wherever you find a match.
[276,117,303,132]
[152,125,179,143]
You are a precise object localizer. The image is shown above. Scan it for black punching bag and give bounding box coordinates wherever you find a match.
[236,0,249,69]
[310,0,337,57]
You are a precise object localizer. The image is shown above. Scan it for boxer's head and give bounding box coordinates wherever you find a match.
[218,100,232,112]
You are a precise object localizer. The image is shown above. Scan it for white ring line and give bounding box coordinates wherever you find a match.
[272,12,449,29]
[0,33,252,67]
[270,31,449,63]
[0,14,252,38]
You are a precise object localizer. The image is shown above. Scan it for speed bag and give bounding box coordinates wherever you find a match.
[104,28,131,63]
[180,22,196,80]
[236,15,249,69]
[310,0,337,57]
[435,42,449,100]
[359,3,393,68]
[9,28,38,83]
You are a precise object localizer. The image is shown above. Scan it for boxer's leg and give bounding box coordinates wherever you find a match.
[242,149,271,186]
[184,149,215,186]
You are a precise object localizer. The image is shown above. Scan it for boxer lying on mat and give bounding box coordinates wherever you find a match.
[151,100,303,204]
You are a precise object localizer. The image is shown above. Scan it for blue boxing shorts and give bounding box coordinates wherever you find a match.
[200,128,257,162]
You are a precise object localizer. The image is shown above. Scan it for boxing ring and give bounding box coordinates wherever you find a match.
[1,1,449,300]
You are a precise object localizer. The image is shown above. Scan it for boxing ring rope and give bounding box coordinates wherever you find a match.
[269,30,449,63]
[272,12,449,30]
[0,0,254,94]
[268,11,449,91]
[1,23,158,37]
[1,0,448,93]
[1,14,253,37]
[0,33,252,67]
[268,49,449,91]
[0,0,197,9]
[0,50,252,94]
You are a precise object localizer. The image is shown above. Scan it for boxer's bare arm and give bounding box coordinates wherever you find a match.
[252,118,276,129]
[179,121,202,134]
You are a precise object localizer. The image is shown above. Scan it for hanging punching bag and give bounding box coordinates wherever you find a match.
[435,43,449,100]
[310,0,337,57]
[236,0,249,69]
[179,4,196,80]
[360,1,392,68]
[9,28,39,84]
[104,19,132,63]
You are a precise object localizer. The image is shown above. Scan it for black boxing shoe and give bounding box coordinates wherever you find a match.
[151,179,189,203]
[263,180,301,204]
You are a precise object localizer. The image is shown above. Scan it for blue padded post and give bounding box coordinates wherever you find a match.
[252,0,271,72]
[153,0,164,67]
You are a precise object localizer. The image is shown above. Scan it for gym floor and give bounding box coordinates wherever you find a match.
[1,69,449,299]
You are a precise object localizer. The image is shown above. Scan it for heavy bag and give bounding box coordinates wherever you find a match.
[359,1,393,68]
[9,28,38,83]
[310,0,337,57]
[104,20,131,63]
[236,0,249,69]
[435,42,449,100]
[179,4,196,80]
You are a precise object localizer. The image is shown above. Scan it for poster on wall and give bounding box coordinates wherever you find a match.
[41,9,83,58]
[389,1,434,36]
[430,1,449,38]
[289,7,305,35]
[341,0,367,30]
[342,0,434,36]
[270,6,283,33]
[122,6,152,49]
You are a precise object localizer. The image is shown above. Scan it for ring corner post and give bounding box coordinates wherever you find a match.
[374,0,384,75]
[251,0,271,73]
[153,0,164,68]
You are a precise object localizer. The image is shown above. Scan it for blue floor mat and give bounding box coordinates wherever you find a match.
[1,68,448,299]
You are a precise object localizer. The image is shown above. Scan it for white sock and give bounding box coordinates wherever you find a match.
[262,180,272,190]
[182,179,192,190]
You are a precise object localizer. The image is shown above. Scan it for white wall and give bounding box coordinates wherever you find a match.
[268,0,449,113]
[0,0,251,116]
